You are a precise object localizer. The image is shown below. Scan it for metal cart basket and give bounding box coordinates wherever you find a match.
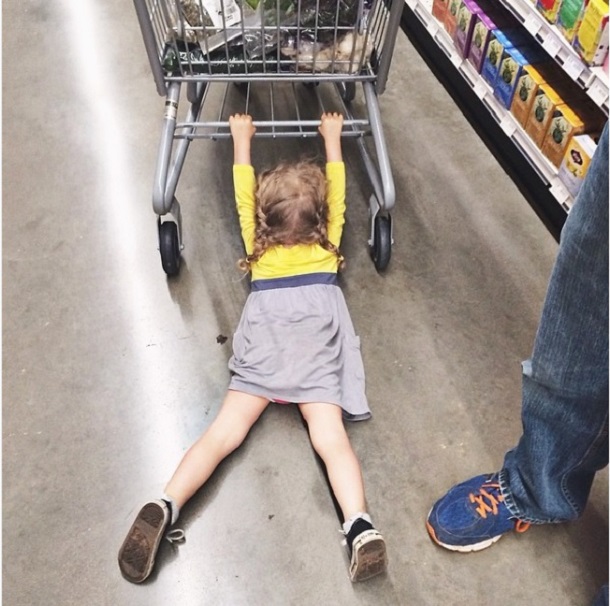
[133,0,403,275]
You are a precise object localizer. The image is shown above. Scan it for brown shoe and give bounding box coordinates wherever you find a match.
[347,520,388,582]
[118,500,170,583]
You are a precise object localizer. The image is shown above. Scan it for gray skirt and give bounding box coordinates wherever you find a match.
[228,280,370,421]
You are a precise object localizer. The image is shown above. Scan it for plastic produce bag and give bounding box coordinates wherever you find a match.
[244,0,374,72]
[281,31,373,73]
[166,0,241,42]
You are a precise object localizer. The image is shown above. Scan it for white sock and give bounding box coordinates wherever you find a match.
[342,512,372,535]
[162,493,180,525]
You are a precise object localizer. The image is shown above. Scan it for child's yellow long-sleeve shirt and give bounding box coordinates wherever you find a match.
[233,162,346,281]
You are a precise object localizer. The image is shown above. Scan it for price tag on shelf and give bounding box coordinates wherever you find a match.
[550,179,570,206]
[563,55,585,81]
[459,63,476,87]
[523,12,541,35]
[474,78,488,99]
[500,114,517,137]
[426,19,440,37]
[434,32,452,57]
[450,50,463,68]
[587,76,609,108]
[542,35,562,58]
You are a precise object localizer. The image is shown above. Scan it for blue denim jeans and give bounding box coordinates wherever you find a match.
[499,121,609,525]
[593,586,609,606]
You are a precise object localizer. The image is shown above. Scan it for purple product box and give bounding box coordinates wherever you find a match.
[454,0,485,58]
[467,11,501,72]
[467,8,519,72]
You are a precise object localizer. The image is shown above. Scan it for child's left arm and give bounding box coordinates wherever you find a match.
[319,113,346,247]
[230,114,257,254]
[230,114,256,165]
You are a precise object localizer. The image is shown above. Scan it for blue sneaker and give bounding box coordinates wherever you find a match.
[426,473,530,552]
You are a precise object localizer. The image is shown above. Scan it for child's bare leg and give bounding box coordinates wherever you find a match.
[298,401,386,582]
[298,402,366,518]
[165,390,270,509]
[118,390,269,584]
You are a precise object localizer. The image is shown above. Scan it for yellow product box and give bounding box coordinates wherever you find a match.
[558,134,598,196]
[573,0,609,65]
[536,0,563,23]
[540,104,586,165]
[525,83,573,147]
[510,63,561,125]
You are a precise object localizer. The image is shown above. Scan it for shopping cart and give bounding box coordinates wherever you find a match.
[133,0,404,275]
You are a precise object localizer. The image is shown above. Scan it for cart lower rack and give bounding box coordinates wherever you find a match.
[133,0,404,274]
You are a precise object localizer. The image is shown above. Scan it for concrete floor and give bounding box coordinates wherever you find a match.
[3,1,608,605]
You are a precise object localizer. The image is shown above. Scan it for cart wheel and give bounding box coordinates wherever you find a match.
[370,215,391,272]
[340,82,356,103]
[159,221,181,277]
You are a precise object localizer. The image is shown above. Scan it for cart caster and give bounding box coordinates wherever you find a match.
[370,214,392,272]
[159,220,181,276]
[339,82,356,103]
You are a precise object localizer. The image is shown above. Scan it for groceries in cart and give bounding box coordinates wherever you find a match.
[161,0,376,75]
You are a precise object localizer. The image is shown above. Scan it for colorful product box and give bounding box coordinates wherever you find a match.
[454,0,485,57]
[432,0,450,24]
[481,28,531,85]
[467,12,499,71]
[540,104,587,165]
[510,63,562,125]
[493,45,550,108]
[445,0,463,36]
[467,9,517,72]
[556,0,588,42]
[573,0,609,65]
[558,133,598,196]
[536,0,563,23]
[525,83,573,146]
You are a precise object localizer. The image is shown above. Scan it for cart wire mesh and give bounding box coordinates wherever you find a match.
[134,0,403,93]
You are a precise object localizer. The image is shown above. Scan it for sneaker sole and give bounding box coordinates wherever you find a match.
[118,501,169,583]
[425,519,503,553]
[349,530,387,582]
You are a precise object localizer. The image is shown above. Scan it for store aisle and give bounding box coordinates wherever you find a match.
[3,1,607,605]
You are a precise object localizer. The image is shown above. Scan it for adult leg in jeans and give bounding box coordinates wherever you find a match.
[500,121,609,523]
[426,123,609,604]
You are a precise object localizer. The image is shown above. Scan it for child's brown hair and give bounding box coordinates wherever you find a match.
[238,161,345,271]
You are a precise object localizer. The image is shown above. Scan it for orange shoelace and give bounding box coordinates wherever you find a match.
[469,481,531,533]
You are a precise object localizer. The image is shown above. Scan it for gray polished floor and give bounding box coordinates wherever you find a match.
[3,1,608,605]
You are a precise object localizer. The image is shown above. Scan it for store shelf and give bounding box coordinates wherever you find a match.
[588,66,610,112]
[403,0,575,211]
[400,1,581,237]
[497,0,609,115]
